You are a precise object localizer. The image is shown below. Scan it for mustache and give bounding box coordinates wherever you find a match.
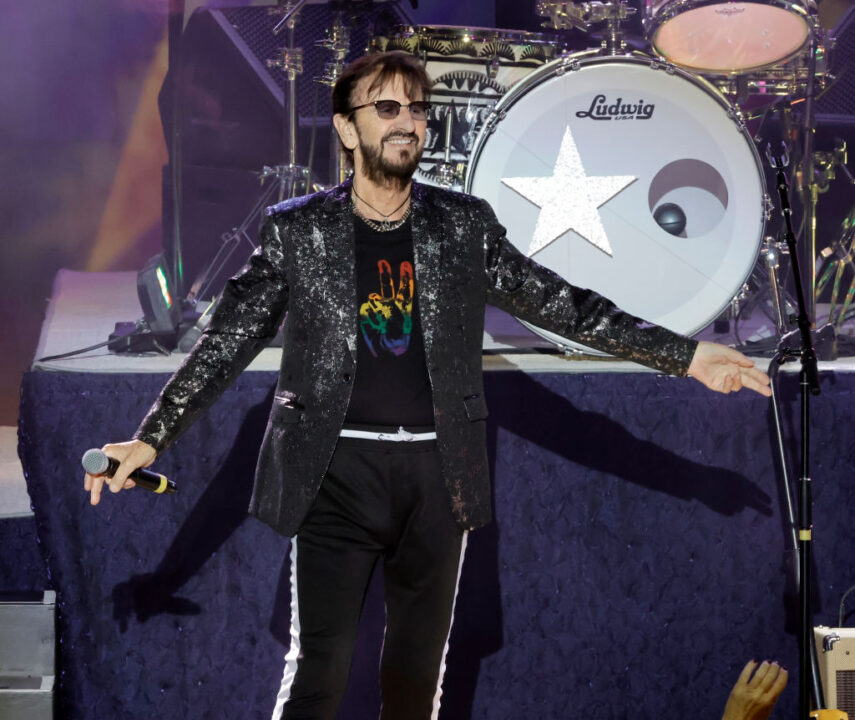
[382,132,418,144]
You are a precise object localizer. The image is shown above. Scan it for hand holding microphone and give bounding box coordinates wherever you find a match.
[82,440,171,505]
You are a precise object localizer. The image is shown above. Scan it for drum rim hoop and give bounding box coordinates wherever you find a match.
[390,23,562,47]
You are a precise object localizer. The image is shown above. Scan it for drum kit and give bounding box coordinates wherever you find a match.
[237,0,854,356]
[387,1,841,354]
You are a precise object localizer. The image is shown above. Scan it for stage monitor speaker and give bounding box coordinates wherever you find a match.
[815,626,855,717]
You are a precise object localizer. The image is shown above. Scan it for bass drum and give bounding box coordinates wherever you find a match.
[465,53,767,355]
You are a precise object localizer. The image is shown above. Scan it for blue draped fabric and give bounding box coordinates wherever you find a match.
[16,368,855,719]
[0,516,47,591]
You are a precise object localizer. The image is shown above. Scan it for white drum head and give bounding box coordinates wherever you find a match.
[466,55,766,354]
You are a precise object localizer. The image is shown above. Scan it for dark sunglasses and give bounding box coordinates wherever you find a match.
[348,100,432,121]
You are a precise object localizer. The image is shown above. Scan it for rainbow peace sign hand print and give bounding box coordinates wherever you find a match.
[359,260,414,357]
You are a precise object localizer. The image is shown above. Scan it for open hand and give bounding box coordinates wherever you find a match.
[688,341,772,397]
[722,660,788,720]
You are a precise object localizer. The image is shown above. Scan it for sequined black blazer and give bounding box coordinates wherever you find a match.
[135,179,697,537]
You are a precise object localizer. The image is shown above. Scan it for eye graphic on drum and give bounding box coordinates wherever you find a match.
[465,55,767,355]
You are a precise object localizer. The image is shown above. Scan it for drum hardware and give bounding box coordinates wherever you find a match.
[314,14,351,87]
[536,0,636,54]
[811,140,855,193]
[271,0,309,36]
[555,53,582,75]
[266,0,312,201]
[536,1,611,33]
[711,37,833,130]
[599,2,636,55]
[726,104,748,134]
[314,12,353,186]
[434,112,458,188]
[730,237,798,349]
[718,280,753,336]
[763,237,792,335]
[184,166,289,305]
[816,244,850,330]
[816,201,855,335]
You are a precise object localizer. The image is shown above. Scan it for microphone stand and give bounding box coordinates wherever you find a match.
[766,143,825,719]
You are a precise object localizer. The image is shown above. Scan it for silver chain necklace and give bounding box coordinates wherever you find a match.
[351,186,411,232]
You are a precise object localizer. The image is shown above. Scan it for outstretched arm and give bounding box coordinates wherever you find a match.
[688,341,772,397]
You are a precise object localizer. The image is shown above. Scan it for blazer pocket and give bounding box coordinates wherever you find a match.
[463,393,489,421]
[272,392,303,424]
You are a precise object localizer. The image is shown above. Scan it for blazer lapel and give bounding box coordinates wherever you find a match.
[321,181,358,361]
[410,181,443,355]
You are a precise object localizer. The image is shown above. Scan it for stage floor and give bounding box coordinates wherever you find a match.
[31,269,855,375]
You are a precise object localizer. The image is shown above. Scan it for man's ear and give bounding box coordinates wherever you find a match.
[333,114,357,152]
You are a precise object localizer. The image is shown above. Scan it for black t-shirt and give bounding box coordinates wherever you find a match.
[344,215,434,427]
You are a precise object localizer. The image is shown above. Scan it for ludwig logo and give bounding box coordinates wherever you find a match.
[576,94,655,121]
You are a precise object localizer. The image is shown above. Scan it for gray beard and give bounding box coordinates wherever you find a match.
[357,132,423,192]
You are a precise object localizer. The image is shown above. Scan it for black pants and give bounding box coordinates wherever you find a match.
[272,434,467,720]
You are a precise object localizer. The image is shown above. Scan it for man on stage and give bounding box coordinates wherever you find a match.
[84,51,772,720]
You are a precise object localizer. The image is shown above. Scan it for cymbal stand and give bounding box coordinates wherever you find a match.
[185,167,286,304]
[798,21,820,323]
[314,11,352,187]
[599,1,635,55]
[183,0,310,308]
[266,0,311,201]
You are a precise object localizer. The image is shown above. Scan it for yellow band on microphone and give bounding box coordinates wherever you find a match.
[799,529,812,541]
[154,474,168,494]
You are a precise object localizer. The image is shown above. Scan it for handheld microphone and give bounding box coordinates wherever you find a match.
[81,449,176,495]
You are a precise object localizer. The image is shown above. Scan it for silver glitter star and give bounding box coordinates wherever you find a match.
[502,126,636,257]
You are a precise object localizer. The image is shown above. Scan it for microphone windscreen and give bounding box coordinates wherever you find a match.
[81,448,111,475]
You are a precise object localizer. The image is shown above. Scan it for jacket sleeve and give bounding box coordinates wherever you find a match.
[479,200,698,377]
[133,215,290,453]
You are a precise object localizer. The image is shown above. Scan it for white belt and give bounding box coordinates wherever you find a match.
[339,426,437,442]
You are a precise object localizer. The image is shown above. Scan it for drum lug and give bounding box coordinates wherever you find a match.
[648,58,676,75]
[764,194,775,221]
[485,109,506,134]
[555,53,581,76]
[486,56,500,80]
[727,106,747,134]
